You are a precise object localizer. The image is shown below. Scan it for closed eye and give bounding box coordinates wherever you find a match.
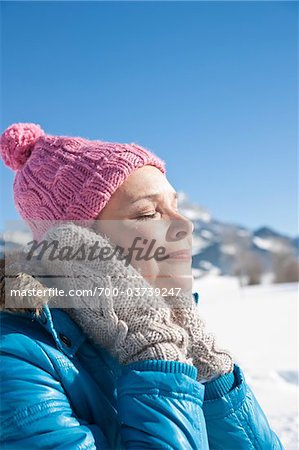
[135,212,158,221]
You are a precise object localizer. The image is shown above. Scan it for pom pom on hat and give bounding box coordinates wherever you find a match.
[0,123,45,170]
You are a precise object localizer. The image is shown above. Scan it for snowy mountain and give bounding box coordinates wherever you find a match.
[178,192,298,282]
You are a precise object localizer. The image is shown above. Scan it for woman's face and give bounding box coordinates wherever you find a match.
[94,166,194,292]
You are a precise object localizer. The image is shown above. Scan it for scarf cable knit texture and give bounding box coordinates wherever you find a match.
[35,223,234,380]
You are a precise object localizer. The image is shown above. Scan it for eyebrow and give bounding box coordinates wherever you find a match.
[131,191,178,204]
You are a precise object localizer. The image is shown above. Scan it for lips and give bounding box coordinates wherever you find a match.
[166,249,192,260]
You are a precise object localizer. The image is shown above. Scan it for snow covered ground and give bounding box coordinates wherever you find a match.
[193,275,298,450]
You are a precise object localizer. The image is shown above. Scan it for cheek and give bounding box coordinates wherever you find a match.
[135,221,168,246]
[112,221,169,258]
[95,220,137,252]
[126,223,168,280]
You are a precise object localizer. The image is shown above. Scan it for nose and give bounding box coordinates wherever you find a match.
[166,212,194,241]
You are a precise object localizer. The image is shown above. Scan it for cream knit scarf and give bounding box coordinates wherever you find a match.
[6,223,234,380]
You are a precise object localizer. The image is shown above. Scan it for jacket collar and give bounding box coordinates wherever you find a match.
[32,306,87,358]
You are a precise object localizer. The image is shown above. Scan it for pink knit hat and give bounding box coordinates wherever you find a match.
[0,123,166,239]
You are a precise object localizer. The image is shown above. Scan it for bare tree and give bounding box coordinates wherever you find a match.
[227,229,265,286]
[245,251,264,285]
[272,244,299,283]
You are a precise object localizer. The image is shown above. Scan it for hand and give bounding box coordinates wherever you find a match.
[165,292,234,382]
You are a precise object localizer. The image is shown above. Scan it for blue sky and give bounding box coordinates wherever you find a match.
[1,1,297,236]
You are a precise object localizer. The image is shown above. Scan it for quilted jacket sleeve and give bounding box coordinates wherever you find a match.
[117,360,209,450]
[202,364,284,449]
[1,327,283,449]
[0,331,210,449]
[0,333,108,450]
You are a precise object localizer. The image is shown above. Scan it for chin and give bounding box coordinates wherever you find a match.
[154,275,193,295]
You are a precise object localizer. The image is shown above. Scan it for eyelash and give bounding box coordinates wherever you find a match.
[136,213,157,221]
[135,203,179,221]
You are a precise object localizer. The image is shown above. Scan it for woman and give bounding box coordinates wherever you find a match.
[0,123,283,449]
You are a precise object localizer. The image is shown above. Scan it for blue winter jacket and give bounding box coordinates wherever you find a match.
[0,295,283,449]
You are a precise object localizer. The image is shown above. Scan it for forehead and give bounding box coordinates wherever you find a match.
[117,166,173,201]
